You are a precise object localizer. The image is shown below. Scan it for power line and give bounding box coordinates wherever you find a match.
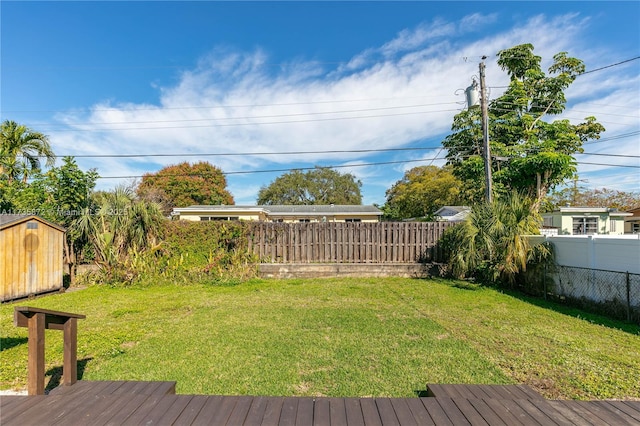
[580,56,640,75]
[27,102,460,128]
[96,157,446,180]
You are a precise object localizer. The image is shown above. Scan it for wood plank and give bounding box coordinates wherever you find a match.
[313,397,331,426]
[91,395,157,426]
[278,397,299,426]
[120,394,171,425]
[510,399,572,426]
[464,398,508,426]
[432,398,470,425]
[0,395,48,422]
[189,395,224,426]
[359,398,383,426]
[420,398,454,426]
[605,401,640,423]
[389,398,418,426]
[154,395,197,425]
[573,400,635,425]
[172,395,209,425]
[343,398,366,426]
[225,395,254,425]
[296,397,315,426]
[375,397,400,426]
[329,397,348,426]
[482,398,527,426]
[243,396,269,425]
[545,401,598,426]
[451,398,489,425]
[261,396,285,426]
[404,398,435,426]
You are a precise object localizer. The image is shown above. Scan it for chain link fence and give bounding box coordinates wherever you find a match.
[548,266,640,323]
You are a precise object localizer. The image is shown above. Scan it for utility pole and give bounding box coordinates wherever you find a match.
[479,56,492,203]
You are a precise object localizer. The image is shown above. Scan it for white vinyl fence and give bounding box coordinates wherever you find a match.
[538,235,640,321]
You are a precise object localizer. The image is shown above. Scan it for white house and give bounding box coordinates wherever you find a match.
[541,207,632,235]
[171,205,383,223]
[433,206,470,222]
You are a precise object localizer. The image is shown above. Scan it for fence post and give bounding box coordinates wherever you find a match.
[627,271,631,322]
[543,263,547,300]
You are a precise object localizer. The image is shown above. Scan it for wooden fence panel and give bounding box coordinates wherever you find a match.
[249,222,454,264]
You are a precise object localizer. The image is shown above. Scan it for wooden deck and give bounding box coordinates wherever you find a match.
[2,382,639,425]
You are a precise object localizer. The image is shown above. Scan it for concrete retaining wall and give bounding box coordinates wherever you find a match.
[258,263,446,279]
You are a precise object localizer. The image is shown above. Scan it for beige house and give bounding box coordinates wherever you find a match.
[541,207,632,235]
[172,205,383,223]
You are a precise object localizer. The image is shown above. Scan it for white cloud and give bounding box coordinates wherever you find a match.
[48,12,639,202]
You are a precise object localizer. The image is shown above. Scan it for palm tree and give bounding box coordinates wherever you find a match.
[446,191,552,284]
[0,120,55,183]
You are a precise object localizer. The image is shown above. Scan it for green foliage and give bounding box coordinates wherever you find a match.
[136,161,234,213]
[83,219,260,286]
[0,120,55,183]
[443,44,605,209]
[444,192,553,285]
[257,167,362,205]
[383,165,462,220]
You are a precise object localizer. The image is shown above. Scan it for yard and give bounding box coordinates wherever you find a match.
[1,277,638,400]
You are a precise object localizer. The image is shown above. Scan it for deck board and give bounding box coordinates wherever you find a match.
[4,381,640,425]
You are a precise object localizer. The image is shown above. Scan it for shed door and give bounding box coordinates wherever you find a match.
[24,221,40,294]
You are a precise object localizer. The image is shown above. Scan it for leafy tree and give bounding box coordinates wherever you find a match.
[383,165,463,220]
[443,44,605,210]
[444,191,552,285]
[257,167,362,205]
[136,161,234,213]
[0,120,55,183]
[544,186,640,212]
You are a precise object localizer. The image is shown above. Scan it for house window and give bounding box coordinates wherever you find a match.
[633,223,640,234]
[542,217,553,227]
[610,218,616,233]
[27,222,39,229]
[345,219,362,222]
[200,216,238,221]
[573,217,597,235]
[299,219,311,223]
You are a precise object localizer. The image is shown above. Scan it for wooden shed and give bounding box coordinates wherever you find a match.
[0,215,65,302]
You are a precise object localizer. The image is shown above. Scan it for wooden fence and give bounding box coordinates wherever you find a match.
[249,222,453,263]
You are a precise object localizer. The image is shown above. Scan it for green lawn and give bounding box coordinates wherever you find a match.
[1,277,638,400]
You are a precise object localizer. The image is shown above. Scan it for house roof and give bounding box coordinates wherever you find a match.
[0,214,66,232]
[173,205,382,216]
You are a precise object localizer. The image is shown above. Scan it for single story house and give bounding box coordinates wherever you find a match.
[541,207,632,235]
[171,205,383,223]
[0,214,65,301]
[625,206,640,234]
[434,206,471,222]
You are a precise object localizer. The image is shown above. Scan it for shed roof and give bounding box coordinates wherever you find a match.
[0,214,66,232]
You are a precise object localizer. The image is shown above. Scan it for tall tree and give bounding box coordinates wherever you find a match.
[443,44,605,210]
[383,165,463,220]
[0,120,55,183]
[136,161,234,214]
[257,167,362,205]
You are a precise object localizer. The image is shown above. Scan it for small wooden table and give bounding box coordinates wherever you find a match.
[14,307,86,395]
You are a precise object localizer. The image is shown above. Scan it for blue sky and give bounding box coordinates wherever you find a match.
[2,1,639,205]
